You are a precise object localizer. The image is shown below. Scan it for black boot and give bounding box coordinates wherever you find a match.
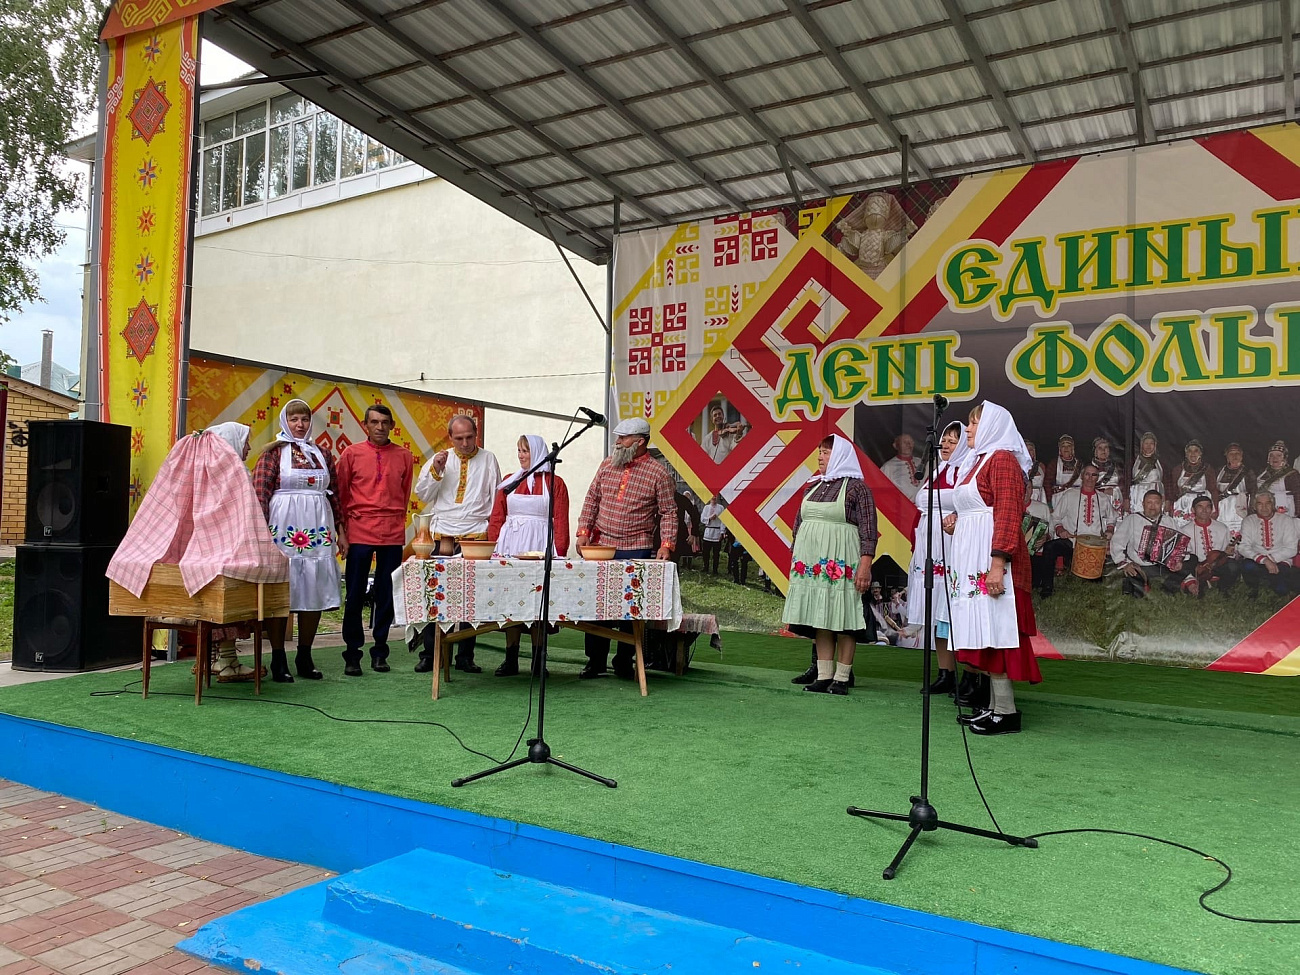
[270,647,294,683]
[791,663,818,684]
[955,670,990,709]
[495,647,520,677]
[925,668,956,695]
[295,646,322,680]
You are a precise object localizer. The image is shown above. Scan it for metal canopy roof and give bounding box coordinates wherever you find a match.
[204,0,1296,263]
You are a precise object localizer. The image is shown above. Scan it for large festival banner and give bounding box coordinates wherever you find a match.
[186,353,484,528]
[97,18,200,511]
[613,125,1300,676]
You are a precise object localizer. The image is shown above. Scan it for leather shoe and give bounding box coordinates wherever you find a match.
[790,664,818,685]
[925,669,956,695]
[454,659,482,674]
[804,678,833,693]
[578,664,606,679]
[968,710,1022,735]
[343,663,363,677]
[495,658,520,677]
[613,666,635,681]
[957,707,993,726]
[413,657,434,673]
[371,660,390,673]
[828,679,850,695]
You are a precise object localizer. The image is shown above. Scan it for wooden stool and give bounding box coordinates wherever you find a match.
[142,616,262,705]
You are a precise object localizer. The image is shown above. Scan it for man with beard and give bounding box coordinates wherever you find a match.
[1044,434,1082,499]
[1110,489,1196,597]
[1256,440,1300,516]
[1184,495,1238,596]
[1167,439,1217,525]
[576,418,676,679]
[1215,443,1254,536]
[1237,492,1300,597]
[414,414,502,673]
[880,433,920,501]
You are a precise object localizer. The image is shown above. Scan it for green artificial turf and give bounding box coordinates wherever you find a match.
[0,630,1296,975]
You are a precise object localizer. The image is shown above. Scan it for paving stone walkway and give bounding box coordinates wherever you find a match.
[0,779,331,975]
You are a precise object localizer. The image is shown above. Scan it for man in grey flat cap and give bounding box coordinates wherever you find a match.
[574,417,676,679]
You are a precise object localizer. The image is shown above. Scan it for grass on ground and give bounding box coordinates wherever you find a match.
[0,558,12,660]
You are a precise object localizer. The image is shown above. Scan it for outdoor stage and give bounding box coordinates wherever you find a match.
[0,629,1295,975]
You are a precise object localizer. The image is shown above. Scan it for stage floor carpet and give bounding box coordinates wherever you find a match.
[0,629,1295,975]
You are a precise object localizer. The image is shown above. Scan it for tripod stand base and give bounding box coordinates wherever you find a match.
[452,738,617,789]
[848,797,1036,879]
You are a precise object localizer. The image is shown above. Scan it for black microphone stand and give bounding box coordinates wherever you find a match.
[847,395,1036,877]
[452,415,616,789]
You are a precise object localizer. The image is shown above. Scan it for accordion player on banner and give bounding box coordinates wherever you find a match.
[1110,489,1197,598]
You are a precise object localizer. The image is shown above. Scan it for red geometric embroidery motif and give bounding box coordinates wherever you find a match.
[122,299,160,363]
[128,78,170,145]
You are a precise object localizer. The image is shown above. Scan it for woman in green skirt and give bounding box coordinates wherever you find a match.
[782,435,878,694]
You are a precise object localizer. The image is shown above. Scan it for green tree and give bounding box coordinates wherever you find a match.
[0,0,99,323]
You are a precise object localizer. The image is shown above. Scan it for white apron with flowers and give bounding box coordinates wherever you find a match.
[947,454,1019,652]
[267,444,341,612]
[907,474,956,627]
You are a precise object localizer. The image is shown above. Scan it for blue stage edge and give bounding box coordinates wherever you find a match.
[0,714,1197,975]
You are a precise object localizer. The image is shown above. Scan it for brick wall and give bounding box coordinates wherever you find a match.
[2,388,80,545]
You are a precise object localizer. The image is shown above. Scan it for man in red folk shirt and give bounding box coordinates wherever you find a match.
[335,404,413,676]
[576,417,676,680]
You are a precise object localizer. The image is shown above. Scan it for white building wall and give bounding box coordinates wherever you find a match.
[189,173,609,508]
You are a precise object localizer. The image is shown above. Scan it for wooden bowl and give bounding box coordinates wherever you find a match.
[459,539,496,560]
[579,544,617,561]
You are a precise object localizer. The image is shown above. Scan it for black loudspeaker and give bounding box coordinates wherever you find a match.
[25,420,130,545]
[11,545,141,672]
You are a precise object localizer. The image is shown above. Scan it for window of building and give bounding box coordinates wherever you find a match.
[200,93,406,217]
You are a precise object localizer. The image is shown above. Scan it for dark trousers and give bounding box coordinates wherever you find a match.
[1031,548,1056,594]
[1122,556,1199,597]
[584,548,654,671]
[342,544,402,664]
[1238,559,1297,596]
[730,547,751,584]
[702,539,721,574]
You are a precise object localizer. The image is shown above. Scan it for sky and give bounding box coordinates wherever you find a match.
[2,42,251,375]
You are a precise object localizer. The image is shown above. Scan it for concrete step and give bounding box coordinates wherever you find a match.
[321,848,896,975]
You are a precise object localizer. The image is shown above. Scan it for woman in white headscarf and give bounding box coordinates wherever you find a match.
[782,435,877,695]
[941,402,1042,735]
[906,420,970,694]
[251,399,346,682]
[201,423,261,682]
[486,434,570,677]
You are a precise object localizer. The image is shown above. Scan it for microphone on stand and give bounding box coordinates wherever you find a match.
[577,407,606,425]
[933,393,949,414]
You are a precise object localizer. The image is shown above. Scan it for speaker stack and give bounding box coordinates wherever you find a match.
[12,420,141,672]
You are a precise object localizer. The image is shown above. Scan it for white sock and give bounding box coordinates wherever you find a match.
[216,641,239,665]
[990,676,1016,715]
[816,659,834,680]
[834,662,853,683]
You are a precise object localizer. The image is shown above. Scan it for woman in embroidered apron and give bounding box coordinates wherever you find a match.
[782,436,877,695]
[1168,439,1216,525]
[1129,432,1163,515]
[253,400,346,683]
[941,402,1042,735]
[1024,440,1048,508]
[487,435,570,677]
[906,421,970,695]
[1215,442,1254,536]
[1257,440,1300,516]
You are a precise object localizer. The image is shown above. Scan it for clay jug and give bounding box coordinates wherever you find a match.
[411,513,435,559]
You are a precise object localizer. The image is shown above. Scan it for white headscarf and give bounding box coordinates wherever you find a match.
[809,434,864,485]
[937,421,972,480]
[204,422,249,461]
[960,402,1032,479]
[275,399,327,468]
[499,434,552,490]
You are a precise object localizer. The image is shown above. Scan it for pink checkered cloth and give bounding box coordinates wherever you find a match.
[108,431,289,597]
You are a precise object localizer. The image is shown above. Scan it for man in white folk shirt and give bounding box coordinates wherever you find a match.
[1110,489,1196,598]
[1235,492,1300,598]
[1183,495,1238,597]
[880,433,920,500]
[1040,466,1116,587]
[413,415,502,673]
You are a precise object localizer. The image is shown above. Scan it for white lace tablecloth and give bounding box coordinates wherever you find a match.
[392,557,682,631]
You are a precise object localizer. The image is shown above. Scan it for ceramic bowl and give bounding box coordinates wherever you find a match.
[579,544,617,561]
[459,539,496,560]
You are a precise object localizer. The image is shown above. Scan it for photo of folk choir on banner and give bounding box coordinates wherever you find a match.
[393,556,683,699]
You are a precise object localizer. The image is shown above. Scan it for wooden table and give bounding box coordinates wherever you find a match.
[393,557,683,700]
[109,565,290,704]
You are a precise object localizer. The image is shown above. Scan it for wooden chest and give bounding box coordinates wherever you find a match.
[108,564,290,624]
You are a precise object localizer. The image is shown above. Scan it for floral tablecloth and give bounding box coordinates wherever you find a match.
[392,557,683,631]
